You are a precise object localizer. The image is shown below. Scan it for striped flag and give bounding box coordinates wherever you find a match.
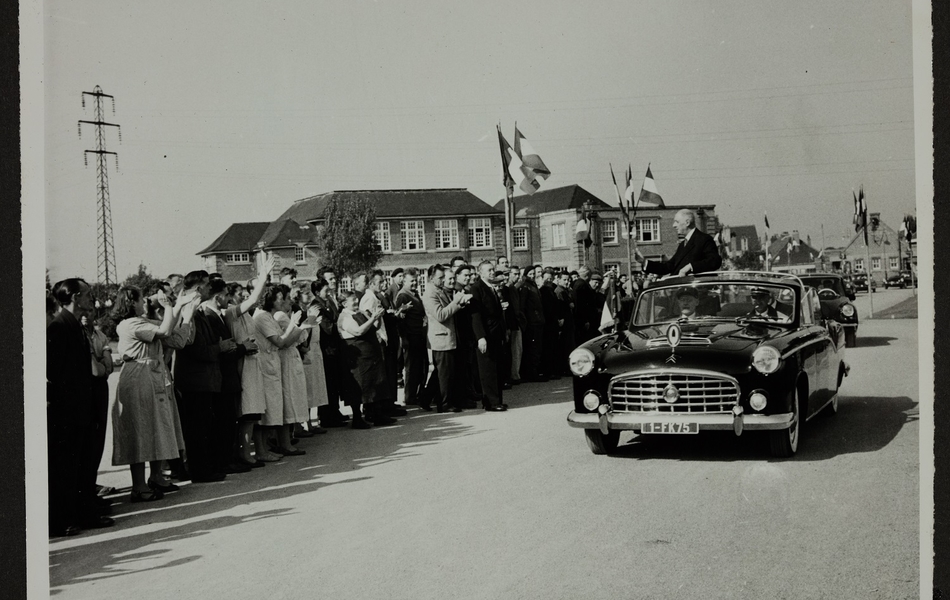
[498,125,539,195]
[599,296,614,331]
[624,163,636,208]
[575,216,592,246]
[638,164,665,208]
[513,125,550,180]
[859,186,868,245]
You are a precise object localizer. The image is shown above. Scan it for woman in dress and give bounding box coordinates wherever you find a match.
[111,287,198,502]
[252,284,307,457]
[301,279,330,431]
[273,283,310,454]
[337,290,388,428]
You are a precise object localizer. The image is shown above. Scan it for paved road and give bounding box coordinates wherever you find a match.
[48,293,920,600]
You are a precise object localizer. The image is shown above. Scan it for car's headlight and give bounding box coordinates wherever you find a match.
[840,304,855,318]
[752,345,781,375]
[582,391,602,411]
[568,348,596,377]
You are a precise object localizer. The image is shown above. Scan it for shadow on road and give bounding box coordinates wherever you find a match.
[852,335,899,348]
[49,413,478,591]
[600,394,917,462]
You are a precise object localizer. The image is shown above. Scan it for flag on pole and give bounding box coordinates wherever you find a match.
[599,296,615,331]
[497,125,539,195]
[859,186,868,245]
[638,164,665,208]
[764,212,770,230]
[513,125,550,180]
[575,216,592,246]
[624,164,636,208]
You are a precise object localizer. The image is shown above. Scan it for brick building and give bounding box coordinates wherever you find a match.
[839,213,911,283]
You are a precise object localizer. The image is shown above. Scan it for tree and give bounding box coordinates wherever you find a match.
[732,250,763,270]
[319,195,382,277]
[123,263,164,294]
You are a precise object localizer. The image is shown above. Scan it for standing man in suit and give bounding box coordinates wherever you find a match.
[504,265,527,385]
[636,209,722,277]
[518,265,545,382]
[539,267,562,380]
[571,266,599,345]
[421,264,471,412]
[469,260,509,411]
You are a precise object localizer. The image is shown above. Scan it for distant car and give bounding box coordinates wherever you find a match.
[567,271,849,458]
[851,273,876,293]
[883,273,906,289]
[799,274,859,347]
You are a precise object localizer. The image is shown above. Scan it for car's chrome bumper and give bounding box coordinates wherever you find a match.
[567,410,794,432]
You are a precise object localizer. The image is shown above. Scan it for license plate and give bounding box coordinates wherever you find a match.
[641,422,699,434]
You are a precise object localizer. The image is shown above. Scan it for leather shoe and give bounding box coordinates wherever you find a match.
[148,479,180,493]
[351,419,372,430]
[502,382,513,390]
[81,516,115,529]
[385,405,408,417]
[51,525,82,537]
[277,447,306,456]
[237,457,265,468]
[485,405,506,412]
[500,403,509,410]
[418,404,433,411]
[223,462,252,474]
[438,406,463,413]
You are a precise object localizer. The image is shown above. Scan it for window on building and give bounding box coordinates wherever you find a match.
[295,246,305,263]
[434,219,459,250]
[468,218,492,249]
[225,252,250,263]
[513,227,528,250]
[373,222,392,253]
[871,257,882,271]
[401,221,425,251]
[540,224,549,249]
[636,218,661,243]
[602,220,618,244]
[740,237,749,251]
[855,258,865,271]
[552,223,566,247]
[338,276,353,292]
[889,257,899,270]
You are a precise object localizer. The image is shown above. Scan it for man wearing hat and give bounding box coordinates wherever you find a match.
[635,209,722,277]
[747,287,789,321]
[673,286,702,319]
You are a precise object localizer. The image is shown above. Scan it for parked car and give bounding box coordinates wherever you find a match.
[884,271,916,288]
[850,273,876,293]
[798,274,859,347]
[567,272,849,458]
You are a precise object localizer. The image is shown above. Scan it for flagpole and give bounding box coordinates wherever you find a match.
[504,183,514,263]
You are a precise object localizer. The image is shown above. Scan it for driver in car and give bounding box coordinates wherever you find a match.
[673,287,702,319]
[747,287,789,321]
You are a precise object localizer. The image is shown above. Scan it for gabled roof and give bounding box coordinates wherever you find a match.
[728,225,761,252]
[842,221,902,253]
[492,184,611,217]
[277,189,501,224]
[197,222,270,256]
[767,236,821,265]
[259,218,319,248]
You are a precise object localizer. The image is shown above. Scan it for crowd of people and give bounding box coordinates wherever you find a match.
[46,209,721,537]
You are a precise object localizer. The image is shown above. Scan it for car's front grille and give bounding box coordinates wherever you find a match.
[608,371,739,413]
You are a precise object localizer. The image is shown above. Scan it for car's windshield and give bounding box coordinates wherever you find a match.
[799,276,845,296]
[632,283,797,326]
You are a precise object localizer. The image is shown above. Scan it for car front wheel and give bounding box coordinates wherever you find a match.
[770,388,800,458]
[585,429,621,455]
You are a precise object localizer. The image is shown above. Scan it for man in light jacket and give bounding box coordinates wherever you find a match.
[421,264,471,412]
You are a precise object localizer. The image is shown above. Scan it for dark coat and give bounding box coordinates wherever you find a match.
[519,279,544,326]
[47,309,94,427]
[571,278,598,333]
[311,294,342,354]
[468,277,506,342]
[174,309,223,393]
[644,228,722,276]
[540,281,560,328]
[203,305,247,394]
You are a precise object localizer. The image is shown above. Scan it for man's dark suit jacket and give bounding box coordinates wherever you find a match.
[571,278,598,331]
[47,309,94,427]
[312,294,342,354]
[203,306,248,394]
[518,279,544,326]
[468,277,506,342]
[175,309,223,393]
[540,281,560,328]
[644,228,722,276]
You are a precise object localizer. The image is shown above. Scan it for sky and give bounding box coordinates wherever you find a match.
[43,0,919,283]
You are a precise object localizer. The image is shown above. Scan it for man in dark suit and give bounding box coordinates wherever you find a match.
[468,260,508,411]
[518,265,545,381]
[747,287,790,321]
[571,266,599,345]
[175,270,234,483]
[47,278,114,536]
[539,267,562,380]
[314,267,349,426]
[636,209,722,277]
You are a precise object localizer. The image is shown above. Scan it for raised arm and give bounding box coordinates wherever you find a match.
[239,253,276,315]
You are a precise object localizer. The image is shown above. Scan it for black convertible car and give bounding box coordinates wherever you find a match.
[567,272,849,458]
[798,274,859,347]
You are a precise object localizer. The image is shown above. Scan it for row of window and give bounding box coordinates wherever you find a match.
[541,218,661,248]
[373,218,494,253]
[854,257,901,271]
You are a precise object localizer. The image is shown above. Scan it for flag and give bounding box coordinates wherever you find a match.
[599,296,614,331]
[609,163,628,223]
[624,163,636,208]
[497,125,539,195]
[859,186,868,245]
[513,125,550,180]
[575,216,592,246]
[764,212,770,230]
[638,165,665,208]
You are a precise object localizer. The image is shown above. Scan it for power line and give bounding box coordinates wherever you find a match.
[78,85,121,286]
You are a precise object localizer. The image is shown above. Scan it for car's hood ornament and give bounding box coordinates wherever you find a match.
[666,323,681,363]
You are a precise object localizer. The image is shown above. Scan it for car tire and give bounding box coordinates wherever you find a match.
[844,329,857,348]
[769,387,800,458]
[585,429,621,455]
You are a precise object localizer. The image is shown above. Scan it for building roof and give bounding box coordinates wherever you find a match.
[767,236,821,265]
[492,184,612,217]
[259,218,319,248]
[197,222,271,256]
[728,225,761,252]
[842,221,903,254]
[277,189,500,224]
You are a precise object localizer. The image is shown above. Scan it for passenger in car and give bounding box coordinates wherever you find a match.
[746,287,789,321]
